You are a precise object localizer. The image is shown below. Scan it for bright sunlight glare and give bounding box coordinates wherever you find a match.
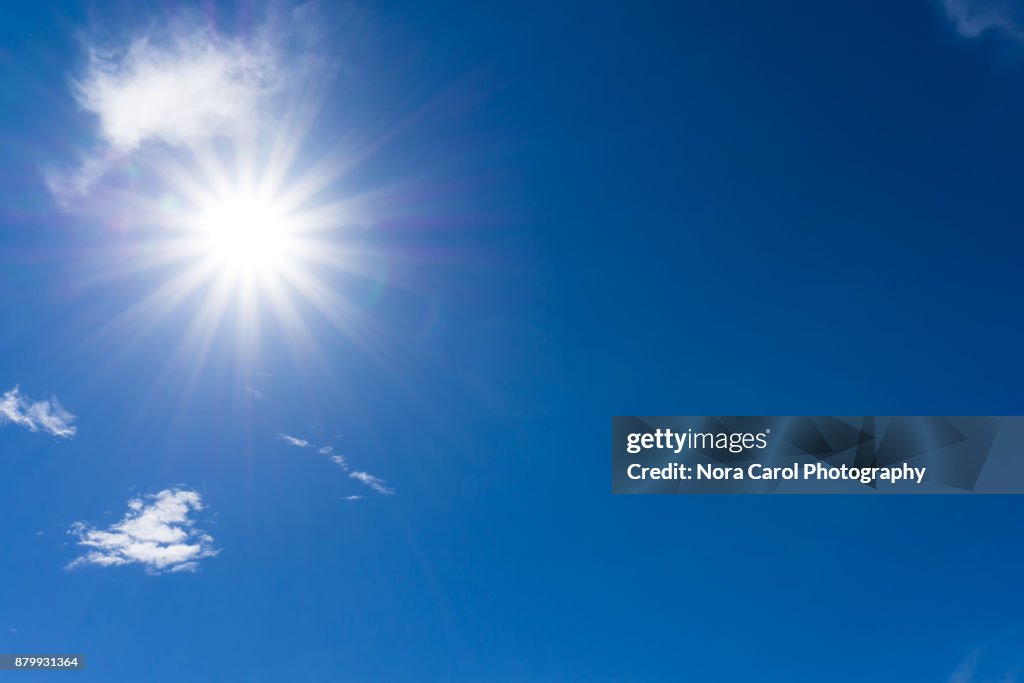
[195,194,293,276]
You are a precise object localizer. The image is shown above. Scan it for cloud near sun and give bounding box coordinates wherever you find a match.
[75,35,277,154]
[47,3,330,201]
[42,2,373,370]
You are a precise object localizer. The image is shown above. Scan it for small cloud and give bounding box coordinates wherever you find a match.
[67,488,218,574]
[942,0,1024,39]
[342,495,365,501]
[330,454,347,469]
[350,470,394,495]
[278,433,309,448]
[318,445,333,455]
[35,531,45,536]
[244,386,264,399]
[0,386,77,438]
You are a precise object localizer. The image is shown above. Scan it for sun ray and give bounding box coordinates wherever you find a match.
[83,258,221,354]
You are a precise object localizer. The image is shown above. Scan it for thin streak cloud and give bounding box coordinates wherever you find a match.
[279,433,310,448]
[349,470,394,495]
[277,433,393,496]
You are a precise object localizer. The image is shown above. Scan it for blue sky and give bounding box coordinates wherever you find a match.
[2,0,1024,680]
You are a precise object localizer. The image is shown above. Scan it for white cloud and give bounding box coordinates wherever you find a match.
[318,445,333,455]
[942,0,1024,38]
[0,386,77,438]
[47,31,278,200]
[67,488,218,574]
[244,386,264,399]
[74,33,279,153]
[350,470,394,495]
[342,495,365,501]
[48,3,334,201]
[330,454,347,468]
[279,433,309,448]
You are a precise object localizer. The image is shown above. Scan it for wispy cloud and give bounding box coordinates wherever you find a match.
[48,3,333,201]
[276,433,393,496]
[349,470,394,495]
[244,386,264,399]
[942,0,1024,39]
[0,386,77,438]
[948,638,1024,683]
[67,488,218,574]
[75,34,279,154]
[950,651,979,683]
[278,433,309,448]
[48,31,277,200]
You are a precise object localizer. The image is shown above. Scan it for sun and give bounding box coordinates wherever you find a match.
[85,139,385,382]
[194,193,293,276]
